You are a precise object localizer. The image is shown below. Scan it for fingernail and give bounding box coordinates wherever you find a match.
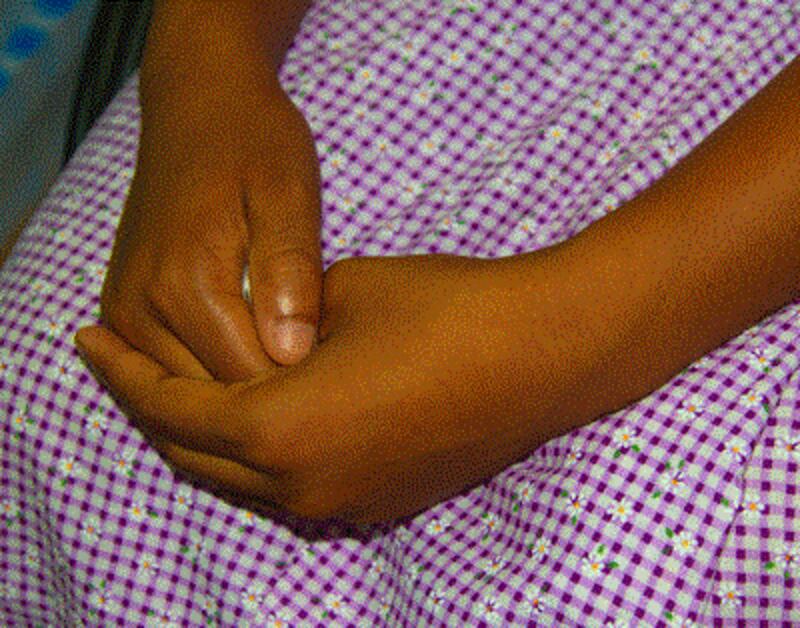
[270,317,315,363]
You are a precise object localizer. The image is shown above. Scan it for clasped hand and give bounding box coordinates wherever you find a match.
[77,254,571,524]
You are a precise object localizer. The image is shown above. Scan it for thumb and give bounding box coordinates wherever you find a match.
[246,185,323,366]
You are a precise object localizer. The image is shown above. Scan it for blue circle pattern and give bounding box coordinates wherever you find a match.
[0,0,78,94]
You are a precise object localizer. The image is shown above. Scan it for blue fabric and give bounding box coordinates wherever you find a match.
[0,0,98,248]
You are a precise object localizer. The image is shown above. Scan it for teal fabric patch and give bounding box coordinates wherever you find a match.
[6,25,46,59]
[35,0,77,19]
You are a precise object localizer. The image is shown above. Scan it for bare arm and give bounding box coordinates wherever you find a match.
[501,56,800,433]
[144,0,314,80]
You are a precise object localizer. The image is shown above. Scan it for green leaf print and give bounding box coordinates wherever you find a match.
[764,561,776,570]
[613,450,622,459]
[664,611,674,620]
[651,491,662,499]
[721,497,730,506]
[560,490,569,498]
[665,528,675,538]
[607,561,619,570]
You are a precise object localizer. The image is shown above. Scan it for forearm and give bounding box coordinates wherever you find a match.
[142,0,313,91]
[505,56,800,431]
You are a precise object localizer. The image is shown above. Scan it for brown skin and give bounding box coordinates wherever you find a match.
[101,0,319,382]
[77,50,800,524]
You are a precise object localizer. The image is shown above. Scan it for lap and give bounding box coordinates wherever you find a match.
[1,1,799,625]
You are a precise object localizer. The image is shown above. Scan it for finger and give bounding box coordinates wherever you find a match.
[74,325,252,458]
[102,303,213,381]
[158,270,277,382]
[150,436,286,506]
[246,178,323,366]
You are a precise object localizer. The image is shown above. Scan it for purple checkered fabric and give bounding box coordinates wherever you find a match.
[2,1,799,625]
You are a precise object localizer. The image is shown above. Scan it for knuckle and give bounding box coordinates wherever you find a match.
[263,247,321,282]
[145,263,188,314]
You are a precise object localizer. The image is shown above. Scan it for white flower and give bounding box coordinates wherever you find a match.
[749,346,779,371]
[497,80,516,97]
[145,609,179,628]
[660,468,688,495]
[426,582,447,612]
[596,145,618,166]
[59,455,78,478]
[607,498,633,523]
[444,49,466,67]
[237,509,256,528]
[241,582,266,611]
[774,428,800,460]
[426,517,451,535]
[473,597,503,625]
[740,385,767,409]
[774,542,800,573]
[565,491,587,516]
[0,350,18,379]
[412,86,434,106]
[82,516,101,543]
[85,411,108,440]
[0,581,17,599]
[114,446,137,475]
[519,583,550,616]
[598,194,620,214]
[25,546,40,568]
[35,314,68,340]
[324,592,354,620]
[671,1,693,15]
[182,529,209,562]
[49,353,77,386]
[723,437,749,464]
[529,536,552,562]
[129,500,148,521]
[718,582,742,607]
[740,494,765,523]
[516,481,536,503]
[677,394,704,420]
[565,447,583,466]
[478,556,506,576]
[543,125,567,148]
[394,172,425,205]
[173,485,193,512]
[689,27,714,52]
[261,610,292,627]
[90,583,119,613]
[354,66,377,85]
[674,531,698,556]
[419,130,446,156]
[82,262,106,284]
[613,425,640,450]
[0,498,20,519]
[137,554,159,582]
[367,556,388,580]
[322,152,347,178]
[627,107,649,127]
[633,48,655,65]
[581,552,605,579]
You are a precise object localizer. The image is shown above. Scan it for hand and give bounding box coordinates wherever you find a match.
[100,65,323,383]
[77,252,588,524]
